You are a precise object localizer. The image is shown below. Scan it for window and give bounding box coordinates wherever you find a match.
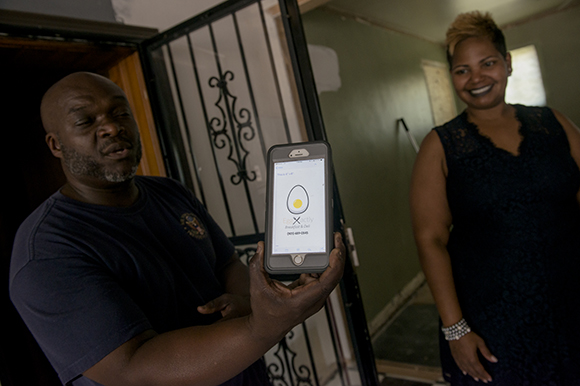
[505,45,546,106]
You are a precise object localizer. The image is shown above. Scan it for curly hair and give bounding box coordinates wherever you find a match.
[446,11,507,67]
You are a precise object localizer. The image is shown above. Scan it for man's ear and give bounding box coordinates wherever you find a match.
[46,133,62,158]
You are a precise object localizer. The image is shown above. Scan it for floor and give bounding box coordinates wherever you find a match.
[372,284,448,386]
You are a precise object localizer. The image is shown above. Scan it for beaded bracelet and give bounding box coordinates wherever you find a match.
[441,318,471,341]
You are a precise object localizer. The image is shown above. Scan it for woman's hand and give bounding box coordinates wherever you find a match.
[449,332,498,383]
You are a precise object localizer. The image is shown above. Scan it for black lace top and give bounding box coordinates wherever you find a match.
[435,105,580,385]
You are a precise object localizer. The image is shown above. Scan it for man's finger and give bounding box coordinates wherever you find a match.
[197,297,228,314]
[317,233,345,286]
[286,274,317,290]
[286,233,346,294]
[249,242,273,291]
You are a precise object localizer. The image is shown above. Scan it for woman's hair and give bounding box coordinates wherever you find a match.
[446,11,507,67]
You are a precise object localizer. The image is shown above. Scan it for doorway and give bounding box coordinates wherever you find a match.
[0,25,156,385]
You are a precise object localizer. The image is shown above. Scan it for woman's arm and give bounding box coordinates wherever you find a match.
[410,131,460,326]
[410,131,496,382]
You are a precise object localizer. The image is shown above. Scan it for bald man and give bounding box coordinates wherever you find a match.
[9,72,345,386]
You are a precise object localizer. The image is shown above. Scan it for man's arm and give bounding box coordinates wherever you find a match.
[219,253,250,296]
[198,252,252,321]
[83,234,345,386]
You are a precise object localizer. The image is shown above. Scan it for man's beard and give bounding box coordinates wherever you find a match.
[60,139,142,183]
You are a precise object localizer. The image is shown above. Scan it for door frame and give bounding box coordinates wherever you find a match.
[276,1,379,384]
[0,11,162,386]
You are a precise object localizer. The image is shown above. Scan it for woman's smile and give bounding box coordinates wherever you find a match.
[469,84,493,97]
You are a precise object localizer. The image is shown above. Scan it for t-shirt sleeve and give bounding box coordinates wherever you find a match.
[10,251,152,385]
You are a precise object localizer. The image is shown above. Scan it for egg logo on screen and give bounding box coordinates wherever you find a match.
[287,185,309,214]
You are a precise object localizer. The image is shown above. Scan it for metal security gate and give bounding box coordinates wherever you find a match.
[140,0,378,385]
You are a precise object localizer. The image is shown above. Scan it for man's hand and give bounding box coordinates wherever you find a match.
[246,232,346,342]
[83,234,345,386]
[449,332,498,383]
[197,294,251,322]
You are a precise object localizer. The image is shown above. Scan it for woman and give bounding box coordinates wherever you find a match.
[410,11,580,385]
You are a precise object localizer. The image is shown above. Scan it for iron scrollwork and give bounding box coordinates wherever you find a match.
[208,70,257,186]
[268,332,314,386]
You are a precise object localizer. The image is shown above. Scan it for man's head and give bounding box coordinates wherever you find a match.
[41,72,142,187]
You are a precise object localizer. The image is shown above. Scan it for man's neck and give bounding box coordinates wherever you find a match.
[60,178,140,207]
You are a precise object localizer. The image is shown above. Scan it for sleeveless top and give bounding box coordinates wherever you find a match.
[434,105,580,385]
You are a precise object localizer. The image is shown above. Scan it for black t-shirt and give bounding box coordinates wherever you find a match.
[10,176,267,385]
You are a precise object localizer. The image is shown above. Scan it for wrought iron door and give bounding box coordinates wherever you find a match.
[139,0,378,385]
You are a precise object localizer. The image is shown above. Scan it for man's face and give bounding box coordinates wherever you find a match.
[58,132,142,183]
[46,75,142,187]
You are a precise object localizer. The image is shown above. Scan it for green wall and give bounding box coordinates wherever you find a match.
[504,6,580,125]
[302,9,448,321]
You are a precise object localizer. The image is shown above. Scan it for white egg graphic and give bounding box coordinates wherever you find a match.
[287,185,309,214]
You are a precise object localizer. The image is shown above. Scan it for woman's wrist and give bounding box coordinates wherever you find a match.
[441,318,471,341]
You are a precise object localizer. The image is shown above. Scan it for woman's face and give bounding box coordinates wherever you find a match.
[450,36,512,111]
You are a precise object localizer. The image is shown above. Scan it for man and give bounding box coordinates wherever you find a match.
[9,72,345,386]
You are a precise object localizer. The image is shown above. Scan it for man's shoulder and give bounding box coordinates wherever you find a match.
[136,176,199,207]
[135,175,189,195]
[9,193,64,282]
[14,192,61,240]
[135,175,179,186]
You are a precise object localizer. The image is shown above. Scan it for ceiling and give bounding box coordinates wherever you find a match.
[322,0,580,44]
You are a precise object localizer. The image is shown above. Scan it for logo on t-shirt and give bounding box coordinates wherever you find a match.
[180,213,207,239]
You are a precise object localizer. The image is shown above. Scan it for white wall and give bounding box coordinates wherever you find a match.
[111,0,277,31]
[111,0,223,29]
